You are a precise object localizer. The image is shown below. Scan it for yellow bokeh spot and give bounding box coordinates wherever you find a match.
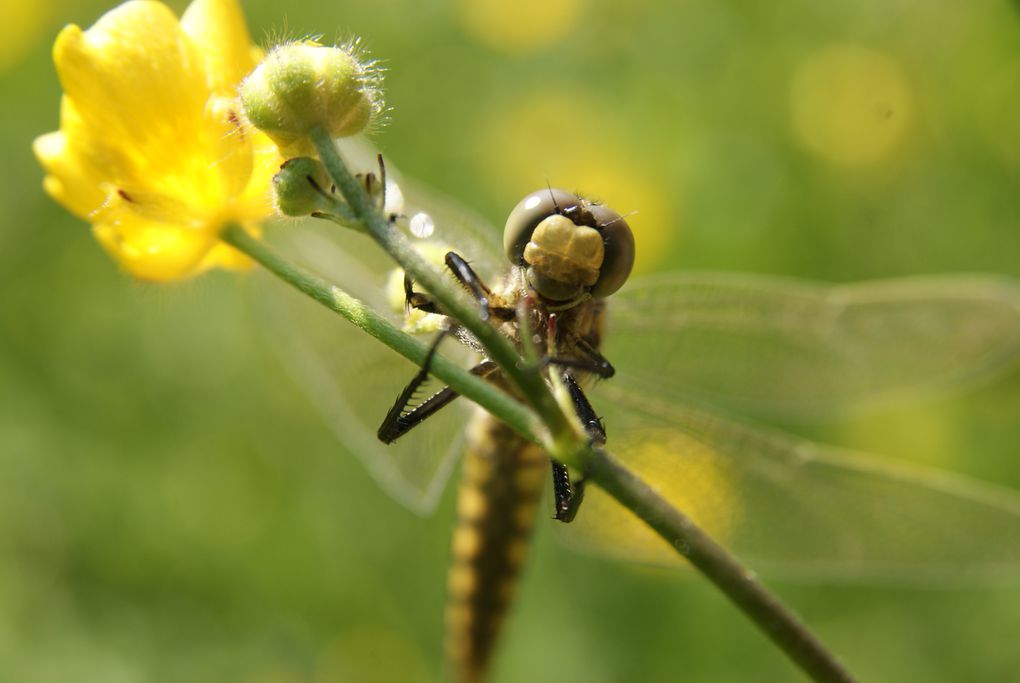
[474,87,672,274]
[571,429,741,567]
[0,0,50,70]
[791,43,913,168]
[456,0,584,54]
[836,401,959,471]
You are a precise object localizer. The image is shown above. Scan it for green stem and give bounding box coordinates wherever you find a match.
[587,449,856,683]
[309,128,580,461]
[221,224,541,444]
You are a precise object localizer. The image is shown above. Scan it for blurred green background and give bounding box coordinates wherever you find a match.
[4,0,1020,681]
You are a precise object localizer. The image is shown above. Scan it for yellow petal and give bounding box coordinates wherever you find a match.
[38,0,273,282]
[52,1,207,161]
[33,128,105,219]
[93,217,216,282]
[91,182,205,227]
[181,0,257,94]
[236,129,280,218]
[203,95,255,201]
[35,96,138,218]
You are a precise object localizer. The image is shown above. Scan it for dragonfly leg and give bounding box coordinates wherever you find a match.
[402,252,515,321]
[544,349,616,379]
[540,315,615,379]
[377,331,499,443]
[571,337,616,378]
[552,372,606,522]
[445,251,490,305]
[551,460,583,523]
[403,272,441,314]
[444,252,516,322]
[562,372,607,444]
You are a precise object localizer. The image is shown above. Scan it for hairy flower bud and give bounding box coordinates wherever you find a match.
[240,41,384,155]
[273,157,333,216]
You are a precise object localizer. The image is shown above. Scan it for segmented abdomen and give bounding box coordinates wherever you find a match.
[445,409,547,683]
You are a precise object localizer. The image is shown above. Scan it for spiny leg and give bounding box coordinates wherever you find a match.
[575,337,616,379]
[377,331,499,443]
[444,252,494,321]
[546,338,615,379]
[541,313,615,380]
[550,461,577,523]
[562,372,607,444]
[403,272,440,314]
[377,330,448,443]
[539,314,605,522]
[443,251,515,321]
[551,372,606,523]
[402,251,516,321]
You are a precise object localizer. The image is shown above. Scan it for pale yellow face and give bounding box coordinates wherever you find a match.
[522,214,605,301]
[503,188,635,303]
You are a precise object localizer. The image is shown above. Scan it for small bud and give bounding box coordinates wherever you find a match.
[273,157,332,217]
[240,41,384,155]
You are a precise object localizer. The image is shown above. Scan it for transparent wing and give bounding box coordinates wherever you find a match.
[606,272,1020,421]
[259,140,504,514]
[564,385,1020,584]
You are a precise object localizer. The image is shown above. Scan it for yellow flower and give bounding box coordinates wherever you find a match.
[33,0,279,282]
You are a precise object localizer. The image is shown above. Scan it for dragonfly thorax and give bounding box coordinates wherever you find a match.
[485,266,606,374]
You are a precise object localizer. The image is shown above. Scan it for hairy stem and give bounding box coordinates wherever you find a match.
[309,128,581,461]
[221,224,541,443]
[587,449,856,683]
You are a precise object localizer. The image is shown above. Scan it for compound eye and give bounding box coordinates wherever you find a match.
[503,188,580,265]
[588,203,635,298]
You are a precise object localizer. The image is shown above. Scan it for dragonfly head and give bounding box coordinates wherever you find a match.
[503,188,635,303]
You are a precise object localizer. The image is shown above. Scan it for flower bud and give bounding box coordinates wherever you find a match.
[240,41,383,155]
[273,156,333,216]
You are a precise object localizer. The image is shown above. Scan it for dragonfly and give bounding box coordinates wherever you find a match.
[262,141,1020,683]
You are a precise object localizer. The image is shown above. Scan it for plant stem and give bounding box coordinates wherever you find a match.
[221,224,541,444]
[587,448,856,683]
[309,128,581,461]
